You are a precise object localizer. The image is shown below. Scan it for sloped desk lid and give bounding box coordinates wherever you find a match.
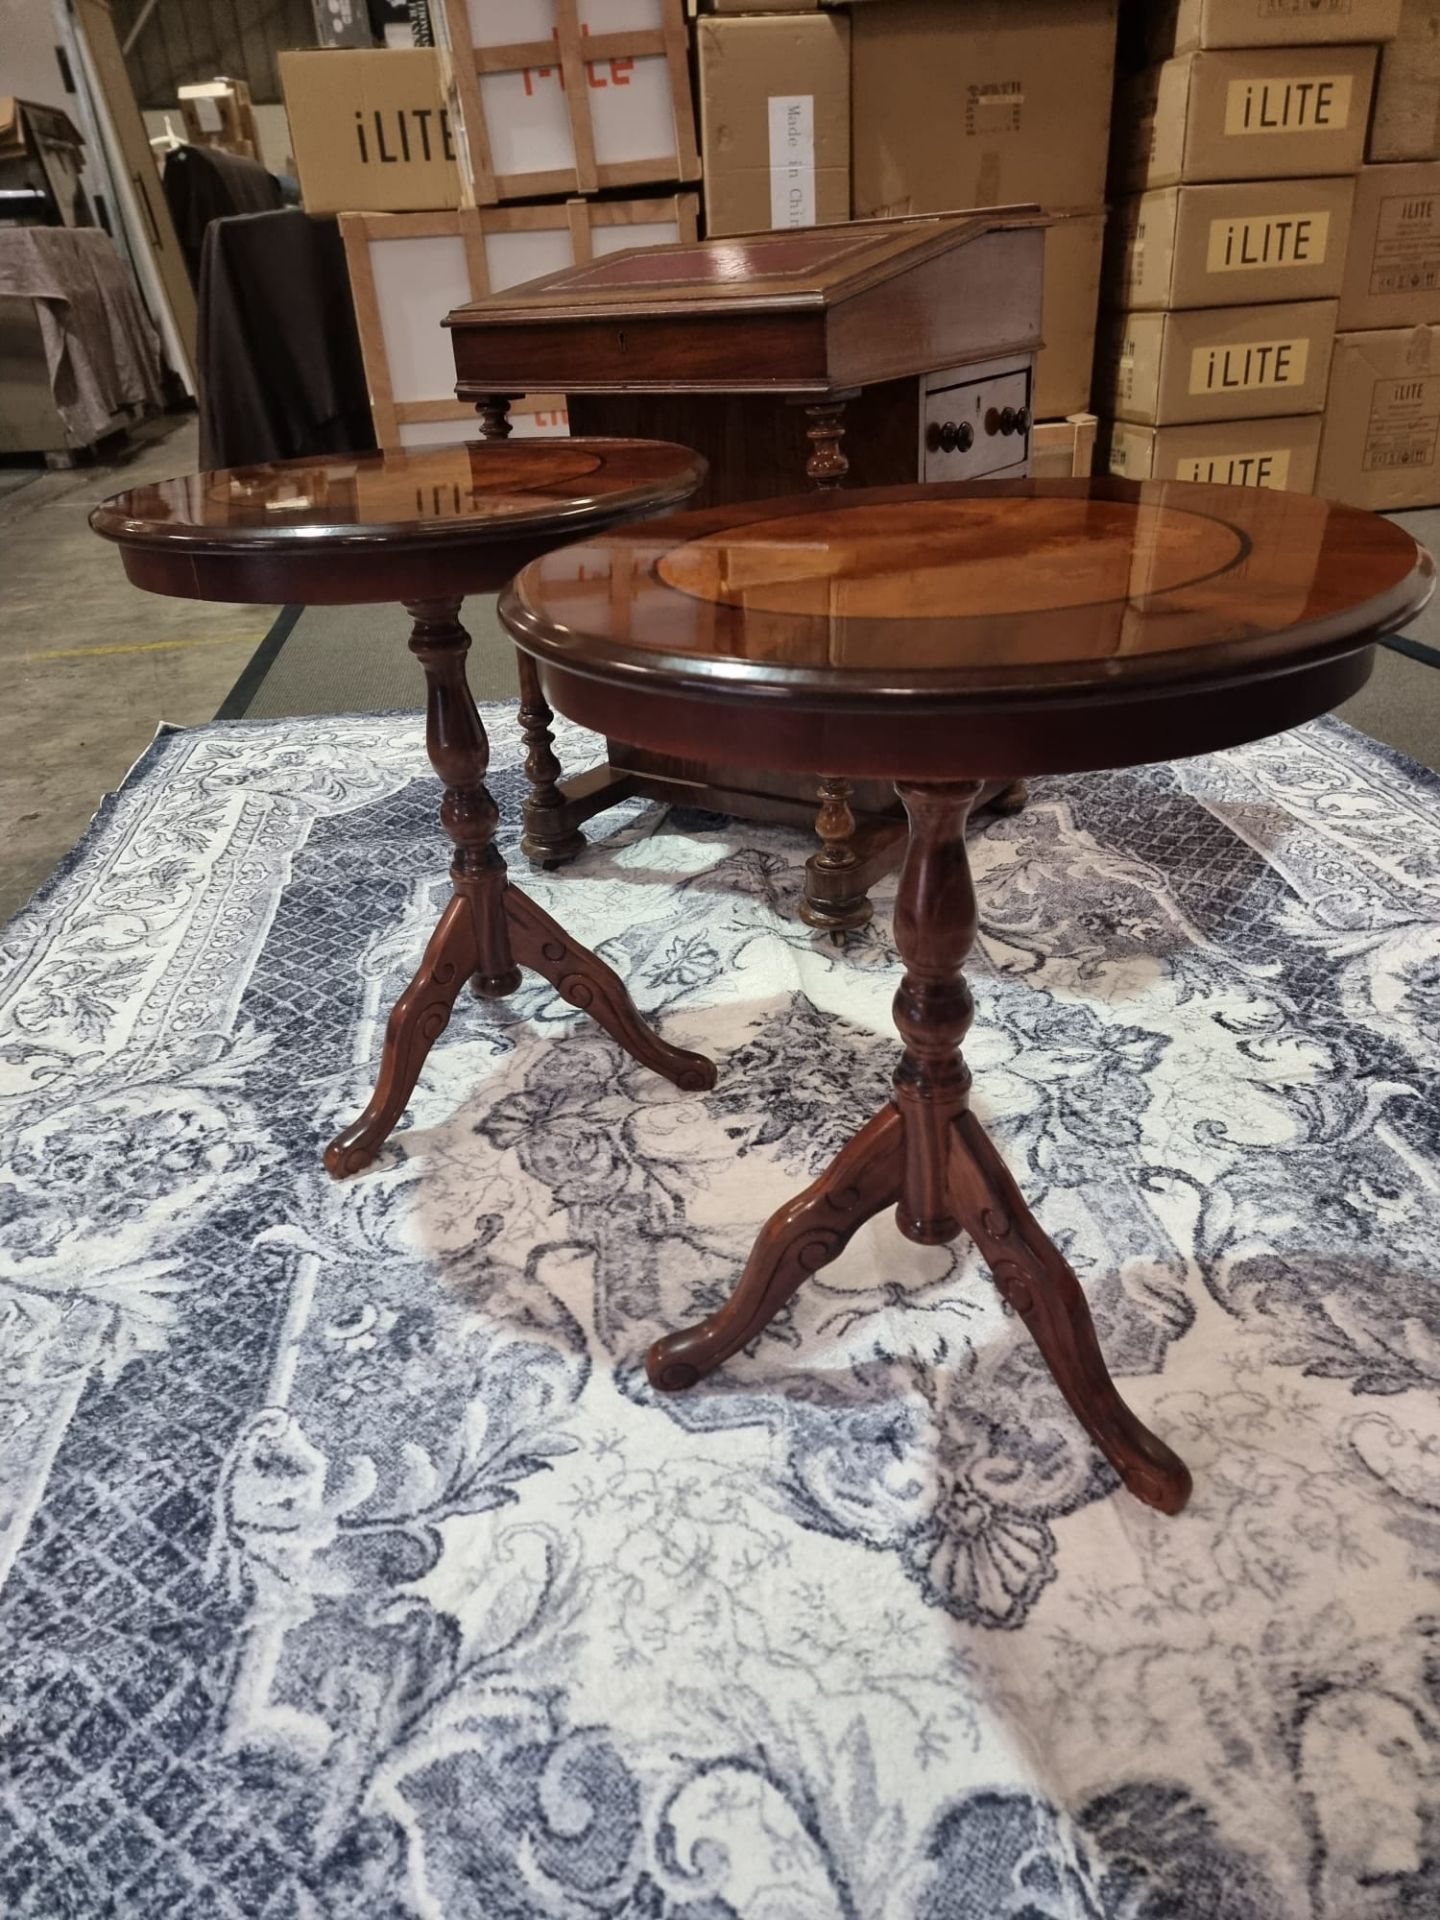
[444,209,1046,328]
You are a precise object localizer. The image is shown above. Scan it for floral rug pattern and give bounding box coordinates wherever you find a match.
[2,708,1438,1918]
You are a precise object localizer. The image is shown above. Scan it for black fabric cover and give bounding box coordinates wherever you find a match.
[162,145,283,287]
[197,208,377,470]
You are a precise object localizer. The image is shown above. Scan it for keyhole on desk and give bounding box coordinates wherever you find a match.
[616,328,627,352]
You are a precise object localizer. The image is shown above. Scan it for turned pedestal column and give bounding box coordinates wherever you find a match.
[645,780,1192,1515]
[325,597,715,1179]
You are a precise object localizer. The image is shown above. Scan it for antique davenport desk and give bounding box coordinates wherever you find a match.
[446,213,1047,931]
[501,476,1433,1509]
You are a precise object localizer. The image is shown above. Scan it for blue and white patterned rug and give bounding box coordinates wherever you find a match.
[2,707,1439,1919]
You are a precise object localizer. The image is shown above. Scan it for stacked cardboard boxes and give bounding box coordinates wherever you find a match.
[279,6,701,448]
[1099,0,1398,492]
[1319,1,1440,507]
[696,9,851,238]
[849,0,1119,441]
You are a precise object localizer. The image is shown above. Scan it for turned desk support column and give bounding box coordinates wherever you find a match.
[478,395,589,865]
[516,651,587,866]
[476,396,517,440]
[788,385,859,489]
[791,386,865,930]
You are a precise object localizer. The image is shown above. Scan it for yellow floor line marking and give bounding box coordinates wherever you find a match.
[19,631,268,665]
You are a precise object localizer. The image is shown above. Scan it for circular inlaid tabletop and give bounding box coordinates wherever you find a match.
[91,439,708,606]
[500,477,1434,782]
[92,439,706,550]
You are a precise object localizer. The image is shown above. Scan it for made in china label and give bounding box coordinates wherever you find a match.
[1188,336,1311,394]
[1368,193,1440,297]
[1364,375,1440,472]
[1174,448,1292,488]
[1206,209,1331,272]
[1224,74,1353,135]
[966,80,1023,137]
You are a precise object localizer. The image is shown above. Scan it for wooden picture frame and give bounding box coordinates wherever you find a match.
[340,194,699,447]
[439,0,700,203]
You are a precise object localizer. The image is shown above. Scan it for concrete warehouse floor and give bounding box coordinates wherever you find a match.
[1,413,1438,926]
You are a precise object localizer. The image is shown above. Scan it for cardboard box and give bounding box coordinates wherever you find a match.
[1104,414,1322,488]
[1098,298,1337,424]
[1107,176,1355,309]
[1316,324,1440,505]
[179,77,258,160]
[280,49,463,214]
[1031,411,1098,477]
[1368,1,1440,161]
[852,1,1118,218]
[1112,46,1376,193]
[1147,0,1402,55]
[697,14,850,237]
[1037,210,1105,417]
[1339,162,1440,327]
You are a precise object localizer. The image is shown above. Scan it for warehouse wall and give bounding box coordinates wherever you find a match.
[112,0,315,106]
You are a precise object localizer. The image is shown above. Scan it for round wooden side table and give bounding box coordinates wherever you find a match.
[91,438,715,1179]
[500,475,1434,1513]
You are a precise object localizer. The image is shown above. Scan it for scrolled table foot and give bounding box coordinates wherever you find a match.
[645,1342,707,1394]
[505,886,717,1092]
[984,778,1029,816]
[646,1105,904,1388]
[325,1139,377,1180]
[948,1109,1193,1515]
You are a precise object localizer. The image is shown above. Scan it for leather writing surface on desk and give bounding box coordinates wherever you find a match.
[551,230,885,293]
[445,212,1043,322]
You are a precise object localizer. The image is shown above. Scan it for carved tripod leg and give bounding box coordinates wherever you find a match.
[324,897,478,1179]
[985,779,1030,816]
[505,887,716,1094]
[800,776,873,934]
[647,1105,904,1390]
[516,648,586,868]
[325,597,517,1179]
[948,1111,1192,1515]
[892,779,1190,1514]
